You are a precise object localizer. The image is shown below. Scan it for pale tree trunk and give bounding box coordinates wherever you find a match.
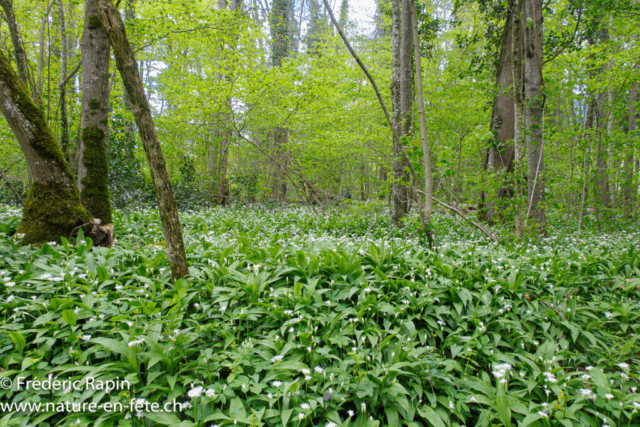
[94,0,188,279]
[624,81,638,215]
[37,3,53,106]
[410,0,434,237]
[511,0,525,239]
[481,8,515,224]
[523,0,546,235]
[390,0,407,226]
[0,48,92,244]
[595,24,611,212]
[77,0,113,225]
[270,0,289,201]
[0,0,32,92]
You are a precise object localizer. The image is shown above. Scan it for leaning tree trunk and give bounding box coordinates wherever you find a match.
[523,0,546,235]
[0,48,92,244]
[481,7,515,224]
[94,0,188,279]
[77,0,113,225]
[0,0,32,92]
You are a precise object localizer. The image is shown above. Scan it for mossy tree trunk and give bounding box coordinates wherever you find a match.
[55,0,70,158]
[0,48,92,244]
[94,0,188,279]
[77,0,112,225]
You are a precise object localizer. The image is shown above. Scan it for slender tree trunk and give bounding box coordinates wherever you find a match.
[511,0,525,239]
[55,0,70,159]
[523,0,546,235]
[595,24,611,212]
[94,0,188,279]
[77,0,113,225]
[0,48,92,244]
[390,0,407,226]
[481,8,515,224]
[624,81,638,215]
[410,0,433,225]
[270,0,290,202]
[0,0,32,92]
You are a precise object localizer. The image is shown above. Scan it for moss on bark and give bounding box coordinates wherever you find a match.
[0,49,71,175]
[16,182,91,245]
[80,125,112,224]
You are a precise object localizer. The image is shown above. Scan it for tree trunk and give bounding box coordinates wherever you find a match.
[595,24,611,211]
[511,0,525,239]
[77,0,113,225]
[624,81,638,215]
[410,0,433,225]
[481,8,515,224]
[270,0,290,202]
[94,0,188,279]
[390,0,407,226]
[523,0,546,235]
[0,0,32,91]
[55,0,70,159]
[0,48,92,244]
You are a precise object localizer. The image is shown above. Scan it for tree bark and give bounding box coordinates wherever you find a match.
[0,0,32,92]
[624,81,638,215]
[595,24,611,212]
[410,0,433,225]
[511,0,525,239]
[94,0,189,279]
[390,0,407,226]
[55,0,70,158]
[0,48,92,244]
[77,0,113,225]
[523,0,546,235]
[481,8,515,224]
[270,0,290,201]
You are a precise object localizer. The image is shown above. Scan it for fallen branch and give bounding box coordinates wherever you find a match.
[417,190,499,243]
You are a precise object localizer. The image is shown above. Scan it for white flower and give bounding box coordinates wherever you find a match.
[326,423,337,427]
[361,402,366,413]
[314,366,324,374]
[348,410,354,417]
[81,335,92,342]
[537,411,548,418]
[267,393,273,399]
[301,403,310,410]
[585,366,594,371]
[288,327,294,333]
[271,355,284,363]
[604,393,614,400]
[128,339,144,347]
[6,295,14,302]
[604,312,613,319]
[449,401,454,410]
[302,369,310,375]
[272,381,282,388]
[543,372,557,383]
[5,282,15,287]
[188,386,203,399]
[299,413,304,420]
[205,388,216,398]
[618,363,629,370]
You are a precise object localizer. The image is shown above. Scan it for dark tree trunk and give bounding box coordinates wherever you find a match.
[595,24,611,211]
[523,0,546,235]
[0,48,92,244]
[481,8,515,224]
[511,0,525,239]
[77,0,113,225]
[94,0,189,279]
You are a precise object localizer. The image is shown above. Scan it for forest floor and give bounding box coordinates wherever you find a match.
[0,203,639,427]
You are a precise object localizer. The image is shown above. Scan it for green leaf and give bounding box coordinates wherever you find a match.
[281,408,294,427]
[145,412,182,425]
[417,406,446,427]
[8,331,25,352]
[61,309,76,326]
[496,385,511,427]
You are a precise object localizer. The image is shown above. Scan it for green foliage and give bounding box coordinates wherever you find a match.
[1,204,639,426]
